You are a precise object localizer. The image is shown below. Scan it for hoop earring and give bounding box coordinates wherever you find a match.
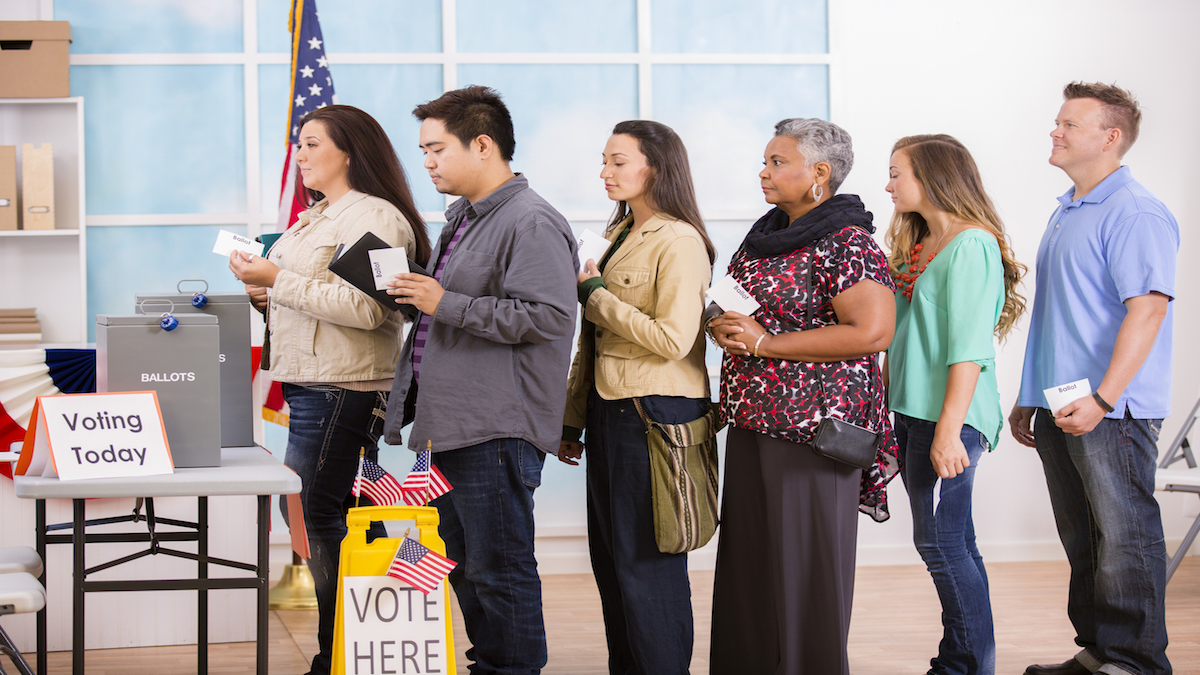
[812,183,824,202]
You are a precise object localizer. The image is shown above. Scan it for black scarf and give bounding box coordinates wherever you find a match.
[741,193,875,259]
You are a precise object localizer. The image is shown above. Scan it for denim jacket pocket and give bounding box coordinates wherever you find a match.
[306,229,342,277]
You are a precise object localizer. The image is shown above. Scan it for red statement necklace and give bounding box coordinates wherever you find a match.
[894,243,935,301]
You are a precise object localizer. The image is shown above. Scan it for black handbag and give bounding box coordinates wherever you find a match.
[804,259,881,471]
[811,393,881,470]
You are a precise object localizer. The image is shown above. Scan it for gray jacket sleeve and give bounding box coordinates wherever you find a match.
[434,218,578,345]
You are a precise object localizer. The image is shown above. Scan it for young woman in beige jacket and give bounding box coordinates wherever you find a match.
[229,105,430,675]
[559,120,715,675]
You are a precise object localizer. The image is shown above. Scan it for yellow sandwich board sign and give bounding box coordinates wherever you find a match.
[332,505,456,675]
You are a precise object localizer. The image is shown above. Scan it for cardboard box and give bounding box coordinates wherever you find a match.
[21,143,53,229]
[0,22,71,98]
[0,146,14,231]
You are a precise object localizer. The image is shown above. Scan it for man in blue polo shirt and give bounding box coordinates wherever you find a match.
[1009,82,1178,675]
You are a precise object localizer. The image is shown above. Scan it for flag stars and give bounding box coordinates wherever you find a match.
[294,94,306,107]
[317,55,328,68]
[308,37,322,50]
[308,83,323,97]
[299,65,314,78]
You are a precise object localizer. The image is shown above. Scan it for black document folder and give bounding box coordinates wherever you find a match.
[327,231,429,319]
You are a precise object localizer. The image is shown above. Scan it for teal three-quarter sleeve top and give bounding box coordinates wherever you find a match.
[888,228,1005,448]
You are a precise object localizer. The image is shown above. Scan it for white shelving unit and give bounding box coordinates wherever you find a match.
[0,97,87,344]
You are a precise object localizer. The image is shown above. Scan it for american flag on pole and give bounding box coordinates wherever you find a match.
[351,456,406,507]
[276,0,338,234]
[260,0,337,428]
[400,448,453,506]
[387,537,457,595]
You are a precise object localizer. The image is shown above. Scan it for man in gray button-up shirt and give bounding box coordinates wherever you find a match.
[385,86,577,675]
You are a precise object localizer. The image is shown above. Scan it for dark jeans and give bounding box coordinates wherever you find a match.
[1034,410,1170,675]
[896,414,995,675]
[585,394,709,675]
[431,438,547,675]
[279,383,388,675]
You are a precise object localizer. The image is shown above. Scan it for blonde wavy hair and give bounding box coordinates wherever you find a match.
[884,134,1026,339]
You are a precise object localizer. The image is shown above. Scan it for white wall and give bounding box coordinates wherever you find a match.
[832,0,1200,564]
[0,0,43,20]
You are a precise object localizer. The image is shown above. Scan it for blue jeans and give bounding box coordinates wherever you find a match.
[895,414,994,675]
[431,438,547,675]
[279,383,389,675]
[1034,410,1170,675]
[585,394,708,675]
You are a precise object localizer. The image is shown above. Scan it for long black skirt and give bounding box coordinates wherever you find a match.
[709,426,862,675]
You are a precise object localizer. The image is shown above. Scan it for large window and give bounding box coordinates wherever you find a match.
[58,0,830,529]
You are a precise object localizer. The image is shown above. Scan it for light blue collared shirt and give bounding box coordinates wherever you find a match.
[1018,166,1178,419]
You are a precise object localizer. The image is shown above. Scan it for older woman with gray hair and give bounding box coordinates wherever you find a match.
[707,118,900,674]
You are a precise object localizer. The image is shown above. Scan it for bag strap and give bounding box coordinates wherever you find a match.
[805,248,873,423]
[632,397,652,429]
[804,261,833,417]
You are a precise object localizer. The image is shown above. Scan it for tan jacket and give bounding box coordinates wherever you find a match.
[266,191,415,384]
[564,213,711,429]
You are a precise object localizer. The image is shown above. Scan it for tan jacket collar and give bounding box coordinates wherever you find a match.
[605,211,673,268]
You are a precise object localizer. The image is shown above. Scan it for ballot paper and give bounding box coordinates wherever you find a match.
[1044,378,1092,415]
[212,229,260,257]
[368,247,409,291]
[576,228,612,268]
[706,275,761,316]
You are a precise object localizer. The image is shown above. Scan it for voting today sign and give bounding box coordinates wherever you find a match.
[342,575,450,675]
[16,392,174,480]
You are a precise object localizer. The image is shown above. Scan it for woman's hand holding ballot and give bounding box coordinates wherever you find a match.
[229,250,280,288]
[578,259,601,284]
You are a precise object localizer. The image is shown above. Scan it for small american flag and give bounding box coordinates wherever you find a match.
[400,449,452,506]
[351,456,405,507]
[387,537,457,595]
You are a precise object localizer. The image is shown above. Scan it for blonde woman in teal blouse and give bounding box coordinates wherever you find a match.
[883,134,1026,675]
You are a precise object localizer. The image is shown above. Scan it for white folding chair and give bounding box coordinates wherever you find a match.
[0,570,44,675]
[1157,394,1200,582]
[0,437,46,675]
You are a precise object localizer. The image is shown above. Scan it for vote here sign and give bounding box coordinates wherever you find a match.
[342,575,450,675]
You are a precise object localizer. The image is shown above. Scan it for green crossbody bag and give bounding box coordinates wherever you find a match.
[633,399,724,554]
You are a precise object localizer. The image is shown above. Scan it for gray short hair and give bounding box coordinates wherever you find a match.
[773,118,854,192]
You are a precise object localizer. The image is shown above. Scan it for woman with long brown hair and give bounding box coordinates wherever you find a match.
[884,133,1025,675]
[558,119,714,674]
[230,104,430,675]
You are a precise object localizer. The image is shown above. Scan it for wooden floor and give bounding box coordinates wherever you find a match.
[20,558,1200,674]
